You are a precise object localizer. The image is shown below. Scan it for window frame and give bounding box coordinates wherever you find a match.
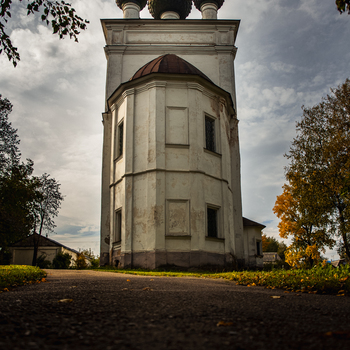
[114,208,122,244]
[206,204,221,239]
[204,115,216,153]
[115,119,124,160]
[256,239,262,256]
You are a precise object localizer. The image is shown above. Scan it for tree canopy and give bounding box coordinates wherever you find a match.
[274,78,350,267]
[261,234,287,260]
[31,173,63,266]
[0,95,37,262]
[0,0,89,67]
[0,95,63,265]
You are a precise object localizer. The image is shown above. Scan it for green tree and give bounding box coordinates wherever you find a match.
[0,95,64,265]
[274,79,350,265]
[0,161,38,263]
[79,248,99,268]
[0,95,38,263]
[336,0,350,14]
[1,0,89,66]
[262,234,288,261]
[277,241,287,261]
[31,173,64,266]
[74,252,87,269]
[262,234,279,252]
[52,252,71,269]
[0,94,21,176]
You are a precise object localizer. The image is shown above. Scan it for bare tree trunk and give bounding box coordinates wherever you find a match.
[32,233,38,266]
[32,212,45,266]
[339,210,350,260]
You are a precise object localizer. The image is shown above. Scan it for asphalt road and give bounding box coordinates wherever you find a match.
[0,269,349,350]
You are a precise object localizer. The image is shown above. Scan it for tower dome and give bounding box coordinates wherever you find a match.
[130,54,212,83]
[148,0,192,20]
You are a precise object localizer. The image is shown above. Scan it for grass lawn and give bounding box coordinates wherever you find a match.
[96,265,349,296]
[0,265,47,292]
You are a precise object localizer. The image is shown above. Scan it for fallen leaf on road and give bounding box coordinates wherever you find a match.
[271,296,281,299]
[324,330,350,339]
[142,287,153,291]
[126,279,130,282]
[58,299,73,303]
[217,321,234,327]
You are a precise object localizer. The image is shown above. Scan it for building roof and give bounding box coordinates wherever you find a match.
[243,217,266,229]
[263,252,282,263]
[130,54,213,83]
[10,233,80,255]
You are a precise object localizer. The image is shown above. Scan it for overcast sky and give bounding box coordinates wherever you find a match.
[1,0,349,259]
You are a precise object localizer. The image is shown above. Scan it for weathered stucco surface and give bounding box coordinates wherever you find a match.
[100,18,262,268]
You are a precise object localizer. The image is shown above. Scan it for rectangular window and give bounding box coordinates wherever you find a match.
[256,240,262,256]
[117,121,124,157]
[115,209,122,243]
[205,116,215,152]
[207,207,218,238]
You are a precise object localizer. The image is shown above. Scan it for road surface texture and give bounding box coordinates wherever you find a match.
[0,269,349,350]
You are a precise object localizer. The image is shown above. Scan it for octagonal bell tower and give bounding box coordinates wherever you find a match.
[100,0,250,268]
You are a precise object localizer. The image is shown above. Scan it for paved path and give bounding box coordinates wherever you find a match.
[0,269,349,349]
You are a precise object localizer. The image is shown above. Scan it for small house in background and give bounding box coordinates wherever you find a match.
[9,233,87,267]
[243,217,265,268]
[263,252,282,265]
[330,259,347,268]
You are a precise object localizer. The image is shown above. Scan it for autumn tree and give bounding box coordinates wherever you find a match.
[274,78,350,266]
[1,0,89,66]
[336,0,350,14]
[273,182,334,267]
[262,235,279,252]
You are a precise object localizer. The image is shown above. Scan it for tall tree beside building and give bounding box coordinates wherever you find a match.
[274,79,350,266]
[0,95,37,263]
[31,173,64,266]
[0,95,64,265]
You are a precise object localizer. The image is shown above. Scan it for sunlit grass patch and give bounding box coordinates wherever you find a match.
[0,265,47,291]
[215,265,350,295]
[96,266,207,278]
[96,264,350,295]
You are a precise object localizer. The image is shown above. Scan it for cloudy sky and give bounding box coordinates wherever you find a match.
[1,0,349,259]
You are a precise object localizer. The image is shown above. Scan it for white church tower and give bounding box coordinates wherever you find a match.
[100,0,264,268]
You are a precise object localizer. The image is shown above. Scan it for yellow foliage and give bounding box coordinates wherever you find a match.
[285,244,322,268]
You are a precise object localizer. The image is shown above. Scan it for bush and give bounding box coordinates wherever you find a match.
[0,265,47,290]
[0,249,12,265]
[90,257,100,268]
[36,254,52,269]
[74,252,88,270]
[52,252,72,269]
